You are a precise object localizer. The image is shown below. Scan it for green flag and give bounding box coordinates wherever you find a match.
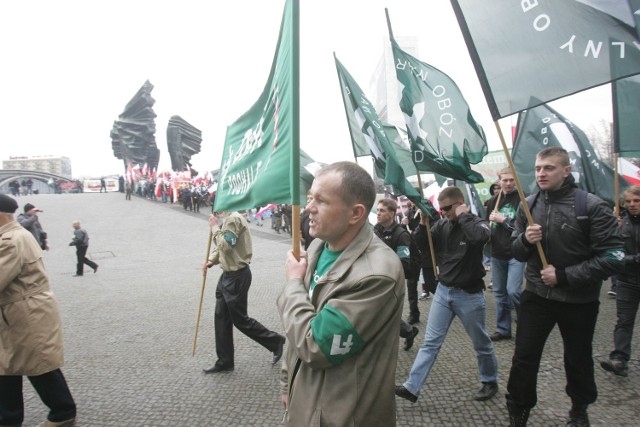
[613,74,640,157]
[215,0,300,212]
[452,0,640,120]
[335,55,437,220]
[512,102,628,205]
[390,37,487,183]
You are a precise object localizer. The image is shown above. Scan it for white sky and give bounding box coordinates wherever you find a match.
[0,0,612,178]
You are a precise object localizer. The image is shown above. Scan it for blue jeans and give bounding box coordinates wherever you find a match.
[491,257,525,336]
[403,283,498,396]
[610,280,640,362]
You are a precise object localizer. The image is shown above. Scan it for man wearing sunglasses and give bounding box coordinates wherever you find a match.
[396,186,498,404]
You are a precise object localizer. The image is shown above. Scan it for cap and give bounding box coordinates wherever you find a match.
[0,194,19,213]
[24,203,36,213]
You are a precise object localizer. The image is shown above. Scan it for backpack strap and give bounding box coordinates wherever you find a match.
[574,189,590,234]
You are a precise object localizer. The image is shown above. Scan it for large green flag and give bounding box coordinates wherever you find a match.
[512,102,628,205]
[613,74,640,157]
[215,0,299,212]
[452,0,640,120]
[390,37,487,183]
[335,55,437,219]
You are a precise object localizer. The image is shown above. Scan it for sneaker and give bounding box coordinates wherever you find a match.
[39,417,76,427]
[607,290,617,298]
[474,382,498,401]
[419,292,430,300]
[490,332,512,342]
[404,326,419,351]
[395,385,418,403]
[600,358,628,377]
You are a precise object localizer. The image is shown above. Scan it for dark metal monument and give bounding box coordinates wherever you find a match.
[111,80,160,171]
[166,115,202,175]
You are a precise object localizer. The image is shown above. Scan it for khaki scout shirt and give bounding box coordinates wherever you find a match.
[208,212,252,272]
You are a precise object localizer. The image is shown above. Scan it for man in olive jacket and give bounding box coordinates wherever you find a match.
[278,162,405,426]
[0,194,76,427]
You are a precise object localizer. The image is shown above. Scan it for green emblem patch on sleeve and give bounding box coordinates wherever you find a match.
[396,245,410,261]
[311,305,364,365]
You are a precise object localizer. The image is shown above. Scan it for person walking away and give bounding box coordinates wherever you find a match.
[17,203,48,251]
[201,211,285,373]
[68,221,98,277]
[395,186,499,405]
[506,148,624,426]
[600,185,640,378]
[0,194,77,427]
[486,168,525,342]
[278,162,404,426]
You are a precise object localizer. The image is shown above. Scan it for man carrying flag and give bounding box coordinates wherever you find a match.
[507,148,624,426]
[278,162,404,426]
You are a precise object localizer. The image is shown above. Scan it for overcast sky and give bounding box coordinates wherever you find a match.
[0,0,611,178]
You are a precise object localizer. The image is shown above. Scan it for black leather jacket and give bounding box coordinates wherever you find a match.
[511,176,624,303]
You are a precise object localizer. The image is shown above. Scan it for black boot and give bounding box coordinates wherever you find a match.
[566,404,589,427]
[506,397,530,427]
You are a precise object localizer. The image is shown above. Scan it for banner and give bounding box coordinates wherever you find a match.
[512,103,629,204]
[452,0,640,120]
[613,74,640,157]
[215,0,300,211]
[335,55,437,219]
[390,36,487,182]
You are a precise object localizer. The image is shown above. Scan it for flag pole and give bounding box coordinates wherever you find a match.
[494,120,548,267]
[290,0,301,260]
[415,172,438,276]
[192,229,213,356]
[489,187,503,226]
[614,152,620,217]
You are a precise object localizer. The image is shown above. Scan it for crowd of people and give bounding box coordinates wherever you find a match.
[2,147,638,426]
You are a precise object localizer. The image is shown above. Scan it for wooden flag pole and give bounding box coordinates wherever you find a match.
[489,187,503,226]
[192,229,213,357]
[292,204,301,260]
[614,153,620,217]
[416,172,439,276]
[493,120,548,268]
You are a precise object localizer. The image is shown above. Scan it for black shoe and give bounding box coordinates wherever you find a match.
[203,364,234,374]
[474,382,498,401]
[404,326,419,351]
[395,385,418,403]
[600,358,628,377]
[490,332,512,342]
[407,316,419,325]
[566,404,589,427]
[507,397,531,427]
[272,337,285,365]
[93,265,99,273]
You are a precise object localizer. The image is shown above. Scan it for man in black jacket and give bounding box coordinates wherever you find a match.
[600,184,640,378]
[506,148,624,427]
[374,198,420,351]
[395,186,498,404]
[69,220,98,277]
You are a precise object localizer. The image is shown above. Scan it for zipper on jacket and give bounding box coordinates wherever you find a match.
[544,192,552,299]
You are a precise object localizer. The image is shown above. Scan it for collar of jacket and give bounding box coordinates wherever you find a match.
[539,174,577,202]
[308,223,373,284]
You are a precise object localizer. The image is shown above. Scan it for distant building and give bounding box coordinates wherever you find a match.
[2,155,72,178]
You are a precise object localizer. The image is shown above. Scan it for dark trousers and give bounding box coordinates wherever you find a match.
[0,369,76,425]
[407,279,420,320]
[611,280,640,362]
[420,262,437,294]
[214,267,283,367]
[76,245,97,275]
[507,290,599,409]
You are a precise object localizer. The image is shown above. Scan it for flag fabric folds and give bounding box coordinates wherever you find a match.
[390,37,488,183]
[613,74,640,157]
[214,0,300,212]
[512,103,628,205]
[335,55,437,219]
[451,0,640,120]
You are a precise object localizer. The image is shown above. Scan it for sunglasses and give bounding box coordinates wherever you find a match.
[440,202,459,212]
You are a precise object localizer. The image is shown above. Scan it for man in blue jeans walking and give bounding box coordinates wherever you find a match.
[486,167,525,341]
[395,186,498,404]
